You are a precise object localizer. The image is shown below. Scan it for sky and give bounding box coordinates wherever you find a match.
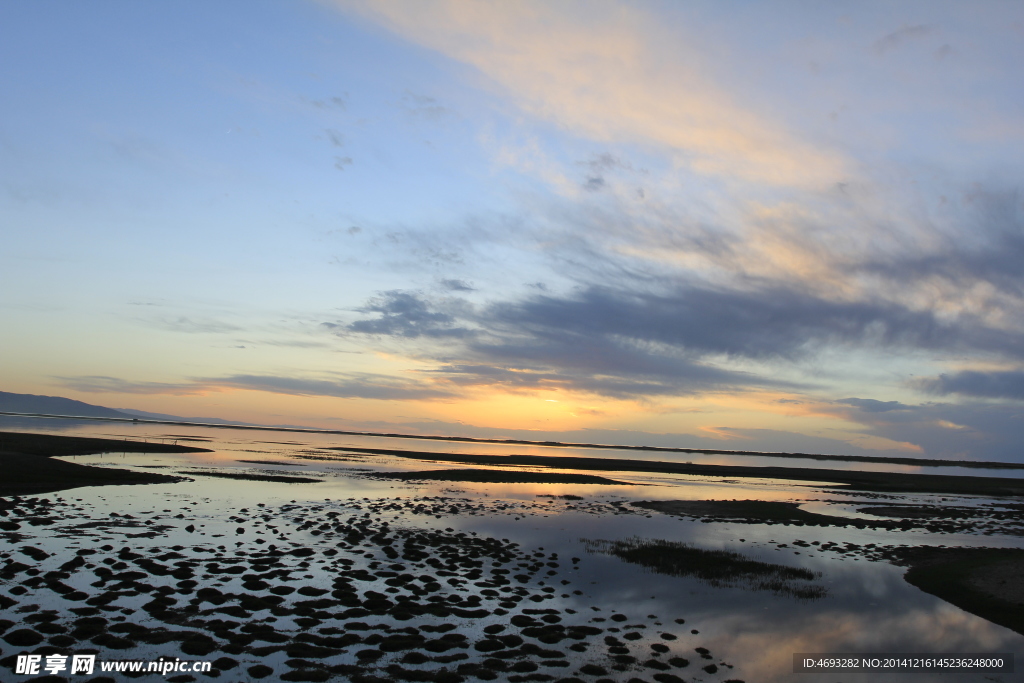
[2,0,1023,461]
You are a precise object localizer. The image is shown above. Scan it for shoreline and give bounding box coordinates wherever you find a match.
[332,446,1024,497]
[4,411,1022,471]
[0,431,210,497]
[0,426,1021,679]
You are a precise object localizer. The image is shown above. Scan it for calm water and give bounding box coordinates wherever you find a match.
[5,413,1023,478]
[1,417,1022,683]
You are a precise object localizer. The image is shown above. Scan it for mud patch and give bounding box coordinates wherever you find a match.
[585,537,826,600]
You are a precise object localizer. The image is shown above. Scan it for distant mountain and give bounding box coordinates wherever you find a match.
[0,391,134,419]
[0,390,240,426]
[116,408,242,426]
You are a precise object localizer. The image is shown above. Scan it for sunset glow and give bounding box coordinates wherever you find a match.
[2,1,1022,462]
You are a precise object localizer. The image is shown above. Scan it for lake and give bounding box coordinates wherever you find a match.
[1,417,1021,683]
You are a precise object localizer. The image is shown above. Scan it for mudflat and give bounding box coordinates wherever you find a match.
[0,431,213,457]
[890,547,1024,637]
[0,431,210,496]
[329,446,1024,497]
[638,498,1024,636]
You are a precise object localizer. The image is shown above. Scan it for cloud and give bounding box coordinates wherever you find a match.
[56,376,206,396]
[337,287,825,398]
[308,95,348,110]
[321,165,1024,418]
[307,3,1022,459]
[853,189,1024,293]
[344,290,474,339]
[703,426,921,457]
[152,317,242,334]
[59,372,455,402]
[481,284,1017,360]
[335,253,1024,401]
[836,398,910,413]
[323,129,345,147]
[429,356,777,399]
[248,339,334,349]
[337,0,847,188]
[210,374,454,401]
[578,153,635,192]
[829,398,1024,462]
[440,279,475,292]
[582,153,633,173]
[401,90,448,120]
[913,369,1024,401]
[874,24,933,54]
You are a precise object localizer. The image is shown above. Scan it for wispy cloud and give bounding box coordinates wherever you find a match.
[439,279,475,292]
[400,90,448,121]
[57,376,206,396]
[874,24,934,54]
[836,398,910,413]
[150,317,242,334]
[339,0,848,188]
[307,95,348,111]
[59,372,456,402]
[210,373,455,401]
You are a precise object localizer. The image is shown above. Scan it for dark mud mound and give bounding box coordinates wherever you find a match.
[632,499,1024,535]
[884,546,1024,636]
[856,503,1024,536]
[0,431,212,457]
[182,471,323,484]
[0,451,186,496]
[632,500,844,525]
[585,537,826,599]
[0,430,209,496]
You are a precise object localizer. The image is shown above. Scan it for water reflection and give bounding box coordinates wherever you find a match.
[6,414,1024,478]
[0,417,1021,683]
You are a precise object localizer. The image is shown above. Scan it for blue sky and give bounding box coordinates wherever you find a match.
[2,1,1023,461]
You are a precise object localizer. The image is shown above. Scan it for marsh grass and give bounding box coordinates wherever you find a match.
[585,537,827,600]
